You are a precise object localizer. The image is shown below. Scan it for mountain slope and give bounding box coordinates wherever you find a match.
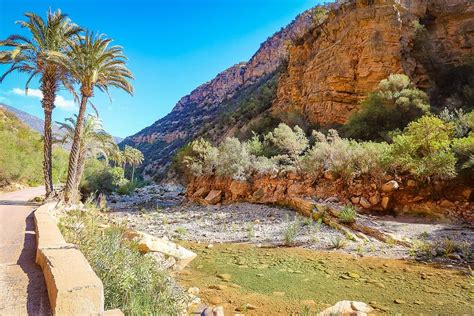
[0,104,123,144]
[121,7,319,177]
[123,0,474,180]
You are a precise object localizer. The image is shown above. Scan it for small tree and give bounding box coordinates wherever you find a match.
[386,115,457,182]
[344,74,429,141]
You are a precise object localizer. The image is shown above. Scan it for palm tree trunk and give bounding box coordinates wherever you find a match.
[131,165,135,183]
[64,93,89,202]
[40,74,57,198]
[73,151,87,194]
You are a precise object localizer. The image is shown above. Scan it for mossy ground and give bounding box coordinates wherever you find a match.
[177,242,473,315]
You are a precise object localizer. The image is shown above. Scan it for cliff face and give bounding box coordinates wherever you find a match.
[123,0,474,178]
[272,0,474,126]
[122,8,317,176]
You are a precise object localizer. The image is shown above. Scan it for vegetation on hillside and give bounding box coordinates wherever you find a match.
[0,107,68,187]
[178,75,474,185]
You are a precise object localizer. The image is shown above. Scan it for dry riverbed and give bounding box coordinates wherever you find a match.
[107,185,474,314]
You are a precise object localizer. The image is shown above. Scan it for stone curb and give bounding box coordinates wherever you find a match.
[34,202,111,315]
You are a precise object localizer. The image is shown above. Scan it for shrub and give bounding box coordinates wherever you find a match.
[344,74,429,140]
[264,123,309,158]
[386,115,457,182]
[302,129,387,181]
[283,216,301,246]
[81,160,128,194]
[215,137,251,180]
[59,209,188,314]
[182,138,218,177]
[338,204,357,224]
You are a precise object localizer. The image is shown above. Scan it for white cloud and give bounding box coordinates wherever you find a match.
[12,88,76,111]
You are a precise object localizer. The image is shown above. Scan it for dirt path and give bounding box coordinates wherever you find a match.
[0,187,51,315]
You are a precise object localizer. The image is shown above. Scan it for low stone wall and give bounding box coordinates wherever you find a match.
[34,203,107,316]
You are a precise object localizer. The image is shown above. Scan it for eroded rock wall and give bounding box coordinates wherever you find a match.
[272,0,474,126]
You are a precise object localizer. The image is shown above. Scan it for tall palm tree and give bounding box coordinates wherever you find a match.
[56,114,115,192]
[123,145,144,183]
[51,32,133,201]
[0,9,81,197]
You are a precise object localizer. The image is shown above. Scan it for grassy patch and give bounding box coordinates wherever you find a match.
[58,207,188,315]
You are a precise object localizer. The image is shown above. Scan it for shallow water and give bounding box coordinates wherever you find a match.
[177,242,473,315]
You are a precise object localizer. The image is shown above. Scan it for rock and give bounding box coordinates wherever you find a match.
[359,197,371,209]
[216,273,231,281]
[205,190,222,205]
[382,180,399,192]
[407,179,416,188]
[447,253,461,260]
[324,170,336,180]
[369,194,380,206]
[381,196,390,210]
[208,296,223,305]
[351,196,360,204]
[272,291,285,297]
[462,188,472,200]
[207,244,214,249]
[131,231,196,270]
[188,287,200,295]
[192,187,209,198]
[318,301,373,316]
[252,188,265,200]
[236,303,257,311]
[394,299,405,304]
[439,199,455,208]
[212,306,224,316]
[209,284,227,290]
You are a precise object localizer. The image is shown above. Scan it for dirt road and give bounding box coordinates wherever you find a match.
[0,187,51,315]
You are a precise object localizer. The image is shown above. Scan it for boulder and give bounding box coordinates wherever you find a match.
[369,194,380,206]
[133,231,197,270]
[252,188,265,200]
[318,301,373,316]
[192,187,209,198]
[229,181,249,200]
[381,196,390,210]
[359,197,371,209]
[204,190,222,205]
[462,188,472,200]
[351,196,360,204]
[382,180,399,192]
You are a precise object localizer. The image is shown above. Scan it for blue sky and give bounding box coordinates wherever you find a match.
[0,0,322,137]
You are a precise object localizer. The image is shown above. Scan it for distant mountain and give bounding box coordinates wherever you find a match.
[0,103,123,144]
[0,103,62,135]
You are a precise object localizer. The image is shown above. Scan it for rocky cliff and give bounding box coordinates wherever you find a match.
[123,0,474,178]
[121,8,318,177]
[272,0,474,126]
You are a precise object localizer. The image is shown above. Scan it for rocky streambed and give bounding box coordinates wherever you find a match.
[106,184,474,314]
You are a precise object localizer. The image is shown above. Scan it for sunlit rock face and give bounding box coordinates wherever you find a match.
[272,0,474,126]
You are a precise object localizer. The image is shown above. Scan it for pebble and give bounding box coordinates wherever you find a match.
[216,273,232,281]
[394,299,406,304]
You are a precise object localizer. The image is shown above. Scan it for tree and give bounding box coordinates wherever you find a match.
[386,115,457,182]
[343,74,430,141]
[51,32,133,202]
[56,114,115,192]
[0,9,81,197]
[123,145,144,183]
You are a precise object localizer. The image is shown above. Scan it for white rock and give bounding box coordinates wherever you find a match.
[318,300,373,316]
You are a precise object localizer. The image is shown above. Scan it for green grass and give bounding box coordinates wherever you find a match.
[58,207,188,315]
[338,204,357,224]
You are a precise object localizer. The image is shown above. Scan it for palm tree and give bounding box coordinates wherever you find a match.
[0,9,81,197]
[123,145,144,183]
[56,114,115,192]
[51,32,133,201]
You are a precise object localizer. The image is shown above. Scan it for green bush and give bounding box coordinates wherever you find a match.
[81,159,128,194]
[338,205,357,224]
[58,208,188,314]
[343,74,429,141]
[386,115,457,182]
